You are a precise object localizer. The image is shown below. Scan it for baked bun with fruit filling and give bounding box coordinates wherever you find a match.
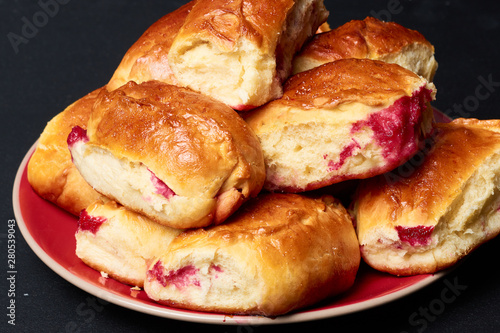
[167,0,329,111]
[69,81,265,229]
[27,88,106,216]
[353,118,500,276]
[76,200,182,287]
[144,193,360,316]
[293,16,438,82]
[106,1,194,91]
[245,58,436,193]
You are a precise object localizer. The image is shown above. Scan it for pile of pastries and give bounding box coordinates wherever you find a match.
[27,0,500,317]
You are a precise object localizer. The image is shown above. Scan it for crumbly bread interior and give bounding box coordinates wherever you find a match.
[168,0,327,109]
[70,141,216,229]
[146,245,264,313]
[170,38,277,109]
[259,103,387,191]
[76,200,182,287]
[378,43,438,83]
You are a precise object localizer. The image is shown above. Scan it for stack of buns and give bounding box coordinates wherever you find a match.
[27,0,500,317]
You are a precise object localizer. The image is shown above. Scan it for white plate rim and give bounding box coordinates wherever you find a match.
[12,141,448,325]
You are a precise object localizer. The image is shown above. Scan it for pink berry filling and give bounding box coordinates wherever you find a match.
[209,264,223,279]
[325,140,361,172]
[67,126,89,148]
[78,210,107,234]
[149,169,175,199]
[210,264,223,273]
[148,261,200,288]
[396,225,434,246]
[268,86,433,193]
[351,86,433,166]
[232,104,258,112]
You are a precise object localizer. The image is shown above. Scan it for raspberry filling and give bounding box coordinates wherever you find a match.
[325,140,361,172]
[67,126,89,148]
[78,210,107,234]
[149,169,175,199]
[284,86,433,193]
[210,264,223,273]
[351,86,433,165]
[233,104,257,112]
[209,264,223,279]
[396,225,434,246]
[148,261,200,288]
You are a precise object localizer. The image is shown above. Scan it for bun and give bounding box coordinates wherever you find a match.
[27,88,105,216]
[245,58,436,192]
[69,81,265,229]
[354,118,500,276]
[167,0,329,110]
[107,2,194,91]
[293,17,438,82]
[144,193,360,316]
[76,200,182,287]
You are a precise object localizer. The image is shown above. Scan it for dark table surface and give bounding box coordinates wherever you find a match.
[2,0,500,332]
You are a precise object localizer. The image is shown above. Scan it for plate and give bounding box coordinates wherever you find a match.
[13,110,451,325]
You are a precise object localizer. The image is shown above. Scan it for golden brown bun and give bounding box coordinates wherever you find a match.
[354,118,500,276]
[107,1,194,91]
[144,193,360,316]
[293,17,438,81]
[27,88,105,216]
[167,0,329,110]
[245,58,436,192]
[76,200,182,287]
[70,81,265,229]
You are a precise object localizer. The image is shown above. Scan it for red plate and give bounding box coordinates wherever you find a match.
[12,110,451,325]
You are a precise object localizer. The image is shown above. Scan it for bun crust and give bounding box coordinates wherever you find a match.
[27,88,105,216]
[76,200,182,287]
[168,0,329,110]
[144,193,360,316]
[245,58,436,192]
[293,17,438,81]
[354,118,500,275]
[107,1,194,91]
[70,81,265,229]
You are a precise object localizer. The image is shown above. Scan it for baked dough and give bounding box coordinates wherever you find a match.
[292,16,438,82]
[107,1,194,91]
[245,58,436,192]
[76,200,182,287]
[69,81,265,229]
[144,193,360,316]
[354,118,500,276]
[167,0,329,110]
[27,88,105,216]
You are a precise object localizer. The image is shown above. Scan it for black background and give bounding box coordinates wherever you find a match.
[2,0,500,332]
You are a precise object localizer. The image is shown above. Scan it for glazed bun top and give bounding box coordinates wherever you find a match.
[279,58,435,110]
[87,80,265,200]
[293,16,438,81]
[172,0,305,54]
[300,17,432,60]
